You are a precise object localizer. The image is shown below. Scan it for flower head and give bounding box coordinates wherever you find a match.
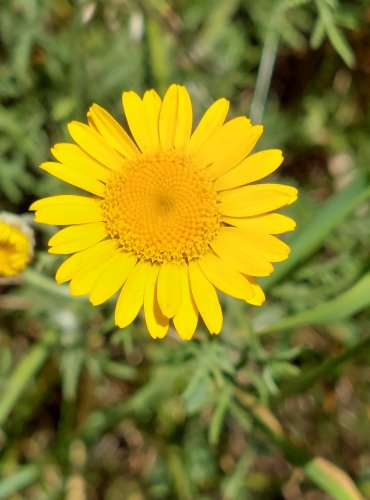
[30,84,297,339]
[0,213,34,277]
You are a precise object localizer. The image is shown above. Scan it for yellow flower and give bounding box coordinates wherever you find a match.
[0,213,34,277]
[30,84,297,339]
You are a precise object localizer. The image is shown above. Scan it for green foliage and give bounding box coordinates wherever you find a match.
[1,0,369,498]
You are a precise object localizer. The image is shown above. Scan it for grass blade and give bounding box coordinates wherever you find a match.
[258,270,370,334]
[305,457,364,500]
[0,329,57,428]
[235,389,364,499]
[274,336,370,401]
[0,465,40,500]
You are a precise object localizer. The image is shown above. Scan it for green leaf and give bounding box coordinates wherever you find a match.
[310,18,325,49]
[167,446,194,500]
[235,389,364,499]
[305,457,364,500]
[222,451,252,500]
[0,466,40,500]
[315,0,355,68]
[208,386,233,445]
[235,389,285,443]
[101,360,137,380]
[60,348,85,401]
[183,372,212,415]
[275,336,370,401]
[0,330,58,428]
[193,0,241,57]
[258,270,370,334]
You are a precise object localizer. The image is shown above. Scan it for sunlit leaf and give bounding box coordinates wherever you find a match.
[258,270,370,334]
[305,457,364,500]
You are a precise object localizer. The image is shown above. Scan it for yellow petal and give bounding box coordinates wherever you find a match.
[87,110,95,129]
[189,260,222,335]
[173,265,198,340]
[174,86,193,149]
[33,200,105,225]
[51,143,110,183]
[158,84,177,150]
[68,121,124,172]
[198,252,255,301]
[122,91,158,152]
[233,228,290,263]
[211,125,263,179]
[194,118,257,178]
[188,98,229,154]
[89,252,137,305]
[30,194,97,211]
[69,248,119,296]
[159,84,193,150]
[48,222,107,254]
[88,104,139,158]
[49,222,106,246]
[222,213,296,234]
[39,162,106,197]
[144,264,169,339]
[115,261,151,328]
[55,239,118,284]
[214,149,283,191]
[218,184,298,217]
[211,227,274,277]
[157,262,182,318]
[244,276,265,306]
[142,89,162,148]
[51,143,111,183]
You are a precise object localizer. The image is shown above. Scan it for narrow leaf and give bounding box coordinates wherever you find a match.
[310,18,325,49]
[0,466,40,500]
[0,330,58,427]
[315,0,355,67]
[258,270,370,334]
[305,457,364,500]
[235,389,364,499]
[209,386,233,445]
[275,336,370,401]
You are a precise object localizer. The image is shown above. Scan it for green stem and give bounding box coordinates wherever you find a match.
[0,329,58,429]
[250,15,280,123]
[22,268,81,299]
[234,388,364,499]
[167,446,194,500]
[258,270,370,335]
[274,335,370,402]
[146,16,171,92]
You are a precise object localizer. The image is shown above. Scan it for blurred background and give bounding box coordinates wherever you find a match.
[0,0,370,498]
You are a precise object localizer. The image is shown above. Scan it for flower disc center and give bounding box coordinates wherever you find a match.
[103,150,220,263]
